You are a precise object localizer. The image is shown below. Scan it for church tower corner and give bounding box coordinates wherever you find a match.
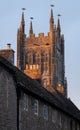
[17,10,26,71]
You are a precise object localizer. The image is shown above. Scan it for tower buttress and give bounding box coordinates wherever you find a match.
[49,7,56,89]
[17,11,25,71]
[57,18,61,37]
[20,11,25,33]
[50,7,54,32]
[61,35,67,97]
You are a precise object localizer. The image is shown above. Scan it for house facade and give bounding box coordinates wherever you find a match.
[0,56,80,130]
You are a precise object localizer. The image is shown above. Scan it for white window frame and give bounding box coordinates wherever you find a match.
[24,93,28,111]
[34,99,38,115]
[43,105,48,120]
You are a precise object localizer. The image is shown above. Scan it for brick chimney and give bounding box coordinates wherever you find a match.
[0,43,15,65]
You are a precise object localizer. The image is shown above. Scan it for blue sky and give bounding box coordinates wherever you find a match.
[0,0,80,109]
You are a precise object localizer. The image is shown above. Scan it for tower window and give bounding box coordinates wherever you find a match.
[35,53,40,64]
[28,53,32,64]
[43,79,49,88]
[45,54,49,62]
[43,79,47,87]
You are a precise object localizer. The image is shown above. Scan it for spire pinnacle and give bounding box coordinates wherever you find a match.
[20,8,26,33]
[50,5,54,32]
[57,14,61,36]
[21,8,25,25]
[29,17,33,36]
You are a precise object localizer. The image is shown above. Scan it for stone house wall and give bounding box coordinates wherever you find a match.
[19,91,80,130]
[0,65,17,130]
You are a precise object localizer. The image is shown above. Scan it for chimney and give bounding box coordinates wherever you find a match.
[6,43,11,49]
[6,43,15,64]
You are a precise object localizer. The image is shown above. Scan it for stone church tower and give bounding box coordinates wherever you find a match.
[17,8,67,97]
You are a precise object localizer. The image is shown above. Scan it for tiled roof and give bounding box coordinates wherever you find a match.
[0,55,80,121]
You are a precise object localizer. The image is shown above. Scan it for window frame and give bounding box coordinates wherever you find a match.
[43,105,48,120]
[34,99,38,116]
[24,93,28,111]
[52,109,57,123]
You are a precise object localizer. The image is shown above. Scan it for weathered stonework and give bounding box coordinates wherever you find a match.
[0,44,14,64]
[0,65,17,130]
[19,91,80,130]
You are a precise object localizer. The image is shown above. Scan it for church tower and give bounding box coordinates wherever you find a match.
[17,7,67,97]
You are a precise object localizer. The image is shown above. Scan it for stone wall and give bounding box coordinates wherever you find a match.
[0,65,17,130]
[19,91,80,130]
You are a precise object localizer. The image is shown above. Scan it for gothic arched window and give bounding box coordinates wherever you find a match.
[33,53,36,64]
[37,54,40,63]
[45,54,48,62]
[25,53,28,64]
[43,79,49,88]
[28,53,32,64]
[41,52,44,63]
[35,53,40,64]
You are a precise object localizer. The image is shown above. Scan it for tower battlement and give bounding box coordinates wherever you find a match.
[24,64,41,79]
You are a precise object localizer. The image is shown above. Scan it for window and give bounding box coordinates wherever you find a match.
[43,79,47,88]
[75,122,78,130]
[45,54,49,62]
[52,109,57,123]
[28,53,32,64]
[79,124,80,130]
[43,105,48,120]
[24,94,28,111]
[70,120,73,130]
[34,99,38,115]
[36,54,40,63]
[59,114,62,126]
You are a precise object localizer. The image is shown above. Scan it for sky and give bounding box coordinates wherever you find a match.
[0,0,80,109]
